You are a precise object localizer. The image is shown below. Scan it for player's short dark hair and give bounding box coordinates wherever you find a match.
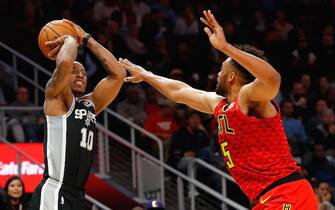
[229,44,268,84]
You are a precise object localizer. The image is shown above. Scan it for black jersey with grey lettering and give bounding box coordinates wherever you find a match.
[43,96,96,190]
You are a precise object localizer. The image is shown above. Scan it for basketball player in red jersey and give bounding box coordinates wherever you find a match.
[119,10,318,210]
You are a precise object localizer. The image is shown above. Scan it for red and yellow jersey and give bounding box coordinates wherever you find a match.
[214,97,301,201]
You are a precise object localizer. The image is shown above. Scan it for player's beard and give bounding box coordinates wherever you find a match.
[72,87,86,97]
[215,74,229,97]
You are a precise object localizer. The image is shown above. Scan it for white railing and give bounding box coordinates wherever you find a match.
[0,136,112,210]
[0,41,249,210]
[95,123,248,210]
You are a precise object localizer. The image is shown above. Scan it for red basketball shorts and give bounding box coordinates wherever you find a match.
[252,179,318,210]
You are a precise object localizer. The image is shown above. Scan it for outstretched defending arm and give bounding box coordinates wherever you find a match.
[64,20,126,114]
[119,58,223,114]
[200,10,281,102]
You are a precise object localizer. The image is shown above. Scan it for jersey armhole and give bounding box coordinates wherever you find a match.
[65,95,76,118]
[213,99,228,114]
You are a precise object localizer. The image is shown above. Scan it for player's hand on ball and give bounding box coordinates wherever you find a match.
[119,58,149,83]
[62,19,86,45]
[45,35,72,59]
[200,10,228,51]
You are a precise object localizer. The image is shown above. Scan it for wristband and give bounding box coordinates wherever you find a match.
[83,34,92,46]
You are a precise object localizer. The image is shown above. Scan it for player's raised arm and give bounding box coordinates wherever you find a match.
[119,58,223,114]
[200,10,281,102]
[64,19,126,114]
[44,35,77,99]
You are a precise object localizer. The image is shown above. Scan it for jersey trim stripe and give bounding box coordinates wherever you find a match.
[46,117,53,177]
[66,96,75,118]
[60,116,66,182]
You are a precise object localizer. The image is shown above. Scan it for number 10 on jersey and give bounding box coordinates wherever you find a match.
[80,128,94,151]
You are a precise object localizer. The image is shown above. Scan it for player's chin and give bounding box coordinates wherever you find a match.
[72,86,86,96]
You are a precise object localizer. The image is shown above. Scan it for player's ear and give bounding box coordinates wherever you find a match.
[228,71,235,82]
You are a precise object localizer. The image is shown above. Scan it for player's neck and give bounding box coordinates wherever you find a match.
[226,86,240,103]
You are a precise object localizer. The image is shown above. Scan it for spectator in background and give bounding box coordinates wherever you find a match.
[307,99,329,132]
[315,180,335,210]
[168,111,210,169]
[124,23,147,62]
[290,33,317,75]
[304,143,335,187]
[311,109,335,144]
[317,31,335,76]
[146,34,170,75]
[117,85,147,125]
[7,87,43,142]
[0,176,29,210]
[252,9,267,35]
[0,65,15,106]
[173,6,199,36]
[143,87,161,117]
[144,99,178,161]
[272,9,294,41]
[131,0,150,27]
[282,100,308,142]
[325,122,335,156]
[107,19,128,58]
[289,81,310,119]
[317,76,331,99]
[300,73,317,103]
[93,0,120,22]
[282,100,308,159]
[152,0,176,29]
[171,41,194,75]
[169,68,184,81]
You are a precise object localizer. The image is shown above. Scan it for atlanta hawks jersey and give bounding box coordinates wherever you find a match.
[43,96,96,190]
[214,97,301,201]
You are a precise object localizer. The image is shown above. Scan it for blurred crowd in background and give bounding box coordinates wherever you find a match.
[0,0,335,208]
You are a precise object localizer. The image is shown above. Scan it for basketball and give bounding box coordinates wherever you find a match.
[38,20,78,60]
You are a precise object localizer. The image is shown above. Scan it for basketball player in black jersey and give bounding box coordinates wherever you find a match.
[29,20,126,210]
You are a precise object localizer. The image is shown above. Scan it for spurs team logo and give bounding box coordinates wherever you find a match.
[85,111,96,126]
[75,109,96,126]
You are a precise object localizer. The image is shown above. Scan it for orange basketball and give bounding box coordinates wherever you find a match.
[38,20,78,60]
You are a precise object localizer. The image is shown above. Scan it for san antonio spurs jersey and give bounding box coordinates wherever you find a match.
[30,96,97,210]
[43,96,96,189]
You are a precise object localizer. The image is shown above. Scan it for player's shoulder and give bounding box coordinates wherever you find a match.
[208,92,227,114]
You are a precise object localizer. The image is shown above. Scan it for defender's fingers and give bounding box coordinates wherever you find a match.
[204,27,213,37]
[119,58,135,70]
[208,10,220,26]
[200,17,210,27]
[124,76,134,82]
[203,10,214,27]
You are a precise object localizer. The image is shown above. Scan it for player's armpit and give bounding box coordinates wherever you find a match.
[84,75,124,115]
